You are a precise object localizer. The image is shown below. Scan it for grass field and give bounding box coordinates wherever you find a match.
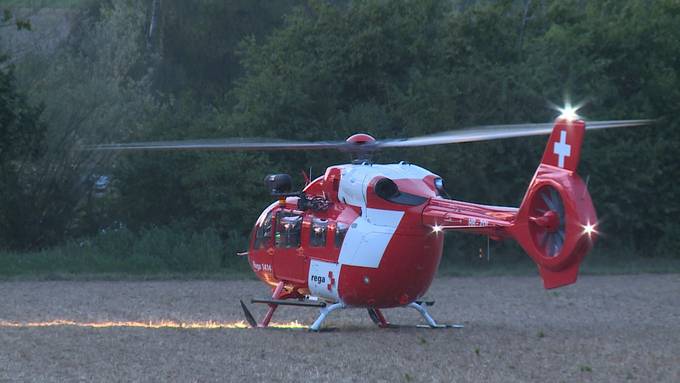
[1,275,678,382]
[438,251,680,277]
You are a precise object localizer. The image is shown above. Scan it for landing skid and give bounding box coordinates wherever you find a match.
[240,294,463,331]
[240,299,258,328]
[380,323,464,329]
[367,302,463,329]
[309,301,463,331]
[309,302,346,331]
[408,301,447,328]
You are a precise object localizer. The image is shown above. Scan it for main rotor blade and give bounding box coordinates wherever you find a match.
[89,138,346,152]
[378,119,654,148]
[88,119,653,152]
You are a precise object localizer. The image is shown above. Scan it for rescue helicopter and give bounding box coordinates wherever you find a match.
[94,109,651,331]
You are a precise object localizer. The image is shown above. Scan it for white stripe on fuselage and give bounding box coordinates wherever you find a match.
[335,163,433,268]
[337,208,404,268]
[306,163,434,302]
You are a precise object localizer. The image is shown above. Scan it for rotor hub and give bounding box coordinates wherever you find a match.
[532,210,560,233]
[345,133,376,145]
[528,185,566,258]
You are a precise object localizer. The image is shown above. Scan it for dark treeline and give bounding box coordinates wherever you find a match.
[1,0,678,260]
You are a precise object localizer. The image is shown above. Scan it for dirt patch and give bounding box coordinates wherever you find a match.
[0,275,678,382]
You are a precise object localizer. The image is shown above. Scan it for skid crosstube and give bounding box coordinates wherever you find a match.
[251,298,326,308]
[240,296,462,331]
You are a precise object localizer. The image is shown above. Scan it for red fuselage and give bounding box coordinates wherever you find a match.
[247,163,516,308]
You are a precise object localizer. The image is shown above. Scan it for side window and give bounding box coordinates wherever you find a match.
[310,218,328,247]
[334,222,349,248]
[275,211,302,249]
[254,211,274,249]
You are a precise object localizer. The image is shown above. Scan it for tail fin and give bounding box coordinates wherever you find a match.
[510,118,598,289]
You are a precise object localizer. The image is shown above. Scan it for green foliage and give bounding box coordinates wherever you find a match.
[152,0,302,100]
[2,0,680,271]
[525,0,680,253]
[0,58,47,249]
[0,224,250,277]
[228,0,680,256]
[1,8,31,30]
[1,0,91,9]
[0,61,44,163]
[105,0,303,239]
[6,0,157,249]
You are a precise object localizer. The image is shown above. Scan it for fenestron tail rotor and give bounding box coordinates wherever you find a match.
[535,186,566,258]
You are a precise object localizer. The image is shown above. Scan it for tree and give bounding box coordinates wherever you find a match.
[151,0,302,100]
[225,0,680,255]
[1,8,31,32]
[0,57,46,248]
[5,1,156,249]
[107,0,304,237]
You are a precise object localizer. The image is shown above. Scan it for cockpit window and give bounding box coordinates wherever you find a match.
[434,177,449,198]
[254,210,274,249]
[275,211,302,248]
[310,218,328,247]
[334,222,349,248]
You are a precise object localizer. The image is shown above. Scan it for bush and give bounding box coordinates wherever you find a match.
[0,224,250,277]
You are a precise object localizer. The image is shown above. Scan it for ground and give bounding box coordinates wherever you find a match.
[0,275,678,382]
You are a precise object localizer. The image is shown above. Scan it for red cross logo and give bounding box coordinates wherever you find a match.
[327,271,335,291]
[553,130,571,168]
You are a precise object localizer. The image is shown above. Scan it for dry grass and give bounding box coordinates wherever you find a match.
[0,275,679,382]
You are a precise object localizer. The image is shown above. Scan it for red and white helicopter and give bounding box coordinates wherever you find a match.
[96,110,650,331]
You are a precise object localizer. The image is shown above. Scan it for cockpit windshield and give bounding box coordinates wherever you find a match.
[254,210,274,249]
[275,211,302,248]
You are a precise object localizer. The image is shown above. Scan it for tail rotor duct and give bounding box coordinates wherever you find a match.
[528,185,570,259]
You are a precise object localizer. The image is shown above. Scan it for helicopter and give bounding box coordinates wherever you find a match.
[94,111,651,331]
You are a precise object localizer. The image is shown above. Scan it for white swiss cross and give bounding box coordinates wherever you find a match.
[553,130,571,168]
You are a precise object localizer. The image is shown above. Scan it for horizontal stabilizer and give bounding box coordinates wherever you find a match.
[538,263,580,289]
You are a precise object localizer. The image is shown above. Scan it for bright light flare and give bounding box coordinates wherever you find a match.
[582,222,598,238]
[0,319,307,330]
[558,103,580,120]
[431,224,443,235]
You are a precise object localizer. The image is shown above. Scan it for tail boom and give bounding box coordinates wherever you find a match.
[422,198,517,239]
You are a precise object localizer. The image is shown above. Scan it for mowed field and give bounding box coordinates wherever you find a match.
[0,275,678,382]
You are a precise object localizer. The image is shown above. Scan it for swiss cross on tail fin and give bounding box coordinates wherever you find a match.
[540,118,586,172]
